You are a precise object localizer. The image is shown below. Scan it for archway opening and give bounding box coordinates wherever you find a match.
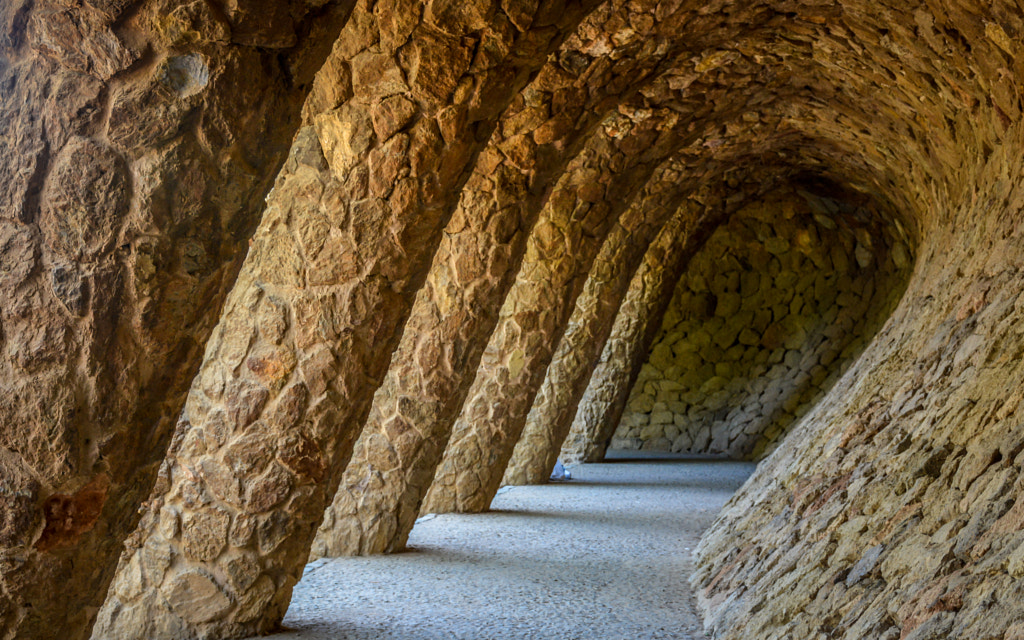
[611,179,915,460]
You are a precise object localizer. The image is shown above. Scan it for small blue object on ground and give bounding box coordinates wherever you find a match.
[550,459,572,481]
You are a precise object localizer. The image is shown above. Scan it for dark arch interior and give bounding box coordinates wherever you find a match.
[611,178,915,460]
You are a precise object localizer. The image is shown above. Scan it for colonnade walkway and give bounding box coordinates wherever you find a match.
[257,454,755,640]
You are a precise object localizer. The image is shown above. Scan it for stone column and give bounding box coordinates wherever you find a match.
[0,1,351,638]
[418,125,694,515]
[93,2,598,638]
[560,200,726,464]
[502,204,698,485]
[310,19,808,553]
[308,2,687,558]
[516,177,779,478]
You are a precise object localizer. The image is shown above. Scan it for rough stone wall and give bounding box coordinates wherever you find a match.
[500,201,700,487]
[692,4,1024,640]
[0,2,351,638]
[11,2,1024,640]
[611,187,912,459]
[93,1,598,637]
[312,0,863,552]
[372,0,909,519]
[559,206,708,466]
[418,116,686,515]
[502,175,780,486]
[694,145,1024,639]
[310,0,715,558]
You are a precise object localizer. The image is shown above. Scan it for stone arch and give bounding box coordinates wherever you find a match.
[309,0,732,558]
[419,152,786,513]
[5,1,1024,639]
[416,0,962,512]
[679,4,1024,639]
[314,99,700,555]
[500,175,782,486]
[93,1,602,637]
[608,184,912,459]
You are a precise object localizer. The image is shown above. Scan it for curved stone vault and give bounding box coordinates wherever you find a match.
[3,0,1024,639]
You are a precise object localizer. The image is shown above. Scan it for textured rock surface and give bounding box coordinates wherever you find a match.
[500,203,701,487]
[311,0,707,558]
[0,2,351,638]
[419,123,832,514]
[418,116,675,514]
[560,201,718,467]
[501,178,774,486]
[612,187,911,459]
[8,0,1024,639]
[418,133,767,515]
[691,5,1024,640]
[94,1,597,637]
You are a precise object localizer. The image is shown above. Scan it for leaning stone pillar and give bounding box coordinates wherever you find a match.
[93,2,596,638]
[419,128,691,515]
[502,204,698,485]
[0,2,351,638]
[310,2,688,558]
[560,208,712,464]
[509,180,775,479]
[310,110,686,560]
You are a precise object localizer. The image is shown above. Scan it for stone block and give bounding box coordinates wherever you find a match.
[650,411,673,425]
[676,351,704,371]
[672,433,694,452]
[692,429,712,452]
[765,236,790,255]
[161,570,232,624]
[668,401,688,414]
[699,343,725,362]
[713,323,741,349]
[627,395,655,414]
[655,389,680,404]
[701,376,728,393]
[738,328,761,346]
[640,437,672,452]
[836,290,860,307]
[725,344,747,360]
[1006,539,1024,578]
[715,292,742,317]
[649,343,675,370]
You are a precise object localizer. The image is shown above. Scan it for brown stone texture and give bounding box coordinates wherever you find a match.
[499,177,771,486]
[500,202,699,486]
[690,6,1024,640]
[559,193,721,466]
[0,1,351,638]
[417,127,741,513]
[310,0,707,558]
[418,32,862,511]
[9,0,1024,639]
[417,130,668,513]
[612,187,911,460]
[323,0,886,531]
[93,1,600,638]
[309,0,840,555]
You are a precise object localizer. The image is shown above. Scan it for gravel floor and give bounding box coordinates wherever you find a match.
[256,453,754,640]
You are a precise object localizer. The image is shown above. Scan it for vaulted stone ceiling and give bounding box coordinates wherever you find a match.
[1,0,1022,639]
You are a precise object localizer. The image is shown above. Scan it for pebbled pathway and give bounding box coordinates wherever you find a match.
[255,453,754,640]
